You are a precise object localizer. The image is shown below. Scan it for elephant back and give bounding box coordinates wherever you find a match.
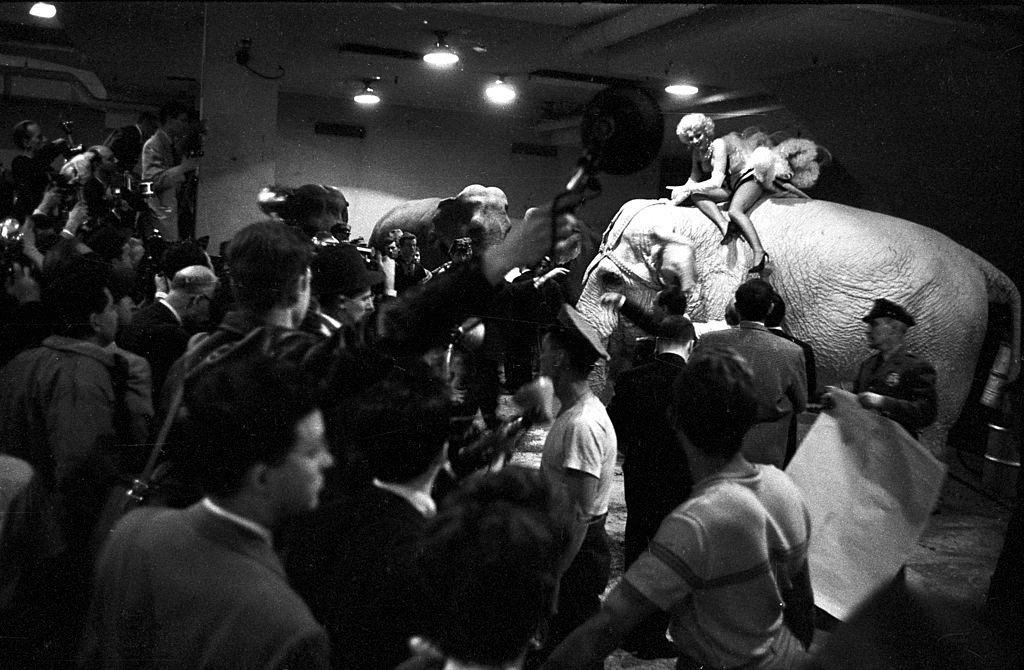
[369,197,446,268]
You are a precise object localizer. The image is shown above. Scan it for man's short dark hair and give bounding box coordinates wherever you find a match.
[734,278,774,322]
[764,291,786,328]
[672,345,759,459]
[658,314,695,343]
[417,466,571,666]
[182,355,317,498]
[158,100,191,125]
[12,120,36,150]
[336,369,451,483]
[656,285,688,316]
[44,255,111,338]
[161,240,210,279]
[137,111,159,125]
[226,221,313,314]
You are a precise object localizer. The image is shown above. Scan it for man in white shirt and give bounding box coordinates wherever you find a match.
[531,304,617,670]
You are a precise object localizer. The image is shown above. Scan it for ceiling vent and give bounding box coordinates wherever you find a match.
[314,121,366,139]
[338,42,421,61]
[529,69,642,89]
[510,142,558,158]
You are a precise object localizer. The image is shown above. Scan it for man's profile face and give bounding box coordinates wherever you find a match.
[341,288,374,324]
[865,318,897,350]
[399,238,418,263]
[92,288,119,346]
[165,112,190,139]
[24,123,45,152]
[268,409,333,516]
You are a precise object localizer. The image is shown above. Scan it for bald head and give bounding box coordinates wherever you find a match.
[171,264,218,296]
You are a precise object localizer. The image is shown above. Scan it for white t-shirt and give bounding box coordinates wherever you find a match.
[540,393,617,518]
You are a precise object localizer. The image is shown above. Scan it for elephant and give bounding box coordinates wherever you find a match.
[369,184,598,301]
[369,184,513,271]
[575,196,1021,456]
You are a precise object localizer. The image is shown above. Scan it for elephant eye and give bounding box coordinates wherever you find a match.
[600,271,624,288]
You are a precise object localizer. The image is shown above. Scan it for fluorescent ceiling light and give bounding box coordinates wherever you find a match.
[424,32,459,67]
[485,78,516,104]
[30,2,57,19]
[665,84,699,96]
[354,83,380,105]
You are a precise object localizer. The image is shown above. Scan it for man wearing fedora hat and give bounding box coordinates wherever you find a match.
[853,298,937,440]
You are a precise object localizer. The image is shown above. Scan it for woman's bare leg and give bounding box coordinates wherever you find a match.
[728,180,767,269]
[691,189,731,237]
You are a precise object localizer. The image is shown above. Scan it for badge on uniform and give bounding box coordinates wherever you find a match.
[885,371,901,387]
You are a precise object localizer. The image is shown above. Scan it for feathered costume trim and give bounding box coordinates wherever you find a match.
[724,127,831,190]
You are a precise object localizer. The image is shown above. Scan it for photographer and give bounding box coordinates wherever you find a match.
[258,182,350,244]
[140,101,198,242]
[9,119,77,221]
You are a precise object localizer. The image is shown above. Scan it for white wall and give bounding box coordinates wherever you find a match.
[274,91,660,243]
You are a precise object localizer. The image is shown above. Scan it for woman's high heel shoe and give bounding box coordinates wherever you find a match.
[748,251,770,274]
[720,222,740,246]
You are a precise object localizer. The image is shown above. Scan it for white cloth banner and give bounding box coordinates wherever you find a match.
[785,389,946,621]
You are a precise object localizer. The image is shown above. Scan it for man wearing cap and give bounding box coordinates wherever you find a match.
[304,244,383,337]
[853,298,937,440]
[531,304,617,670]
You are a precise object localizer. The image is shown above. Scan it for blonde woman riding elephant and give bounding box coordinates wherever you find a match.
[575,197,1021,457]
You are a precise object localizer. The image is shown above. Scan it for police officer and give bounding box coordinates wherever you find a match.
[853,298,938,440]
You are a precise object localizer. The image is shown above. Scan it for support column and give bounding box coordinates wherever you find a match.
[195,2,279,253]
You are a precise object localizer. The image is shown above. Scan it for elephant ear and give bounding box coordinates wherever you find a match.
[651,223,696,292]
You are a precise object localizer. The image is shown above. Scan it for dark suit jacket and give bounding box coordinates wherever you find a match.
[769,327,818,401]
[117,301,189,398]
[284,483,430,670]
[607,352,691,490]
[697,322,807,468]
[80,504,330,669]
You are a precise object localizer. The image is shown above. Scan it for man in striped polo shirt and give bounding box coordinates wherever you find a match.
[543,345,815,670]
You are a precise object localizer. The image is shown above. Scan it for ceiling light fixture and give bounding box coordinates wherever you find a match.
[485,76,516,104]
[354,79,381,105]
[29,2,57,19]
[665,83,699,97]
[423,31,459,66]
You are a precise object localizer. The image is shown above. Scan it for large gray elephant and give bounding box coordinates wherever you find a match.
[369,184,598,300]
[368,184,512,271]
[575,197,1021,456]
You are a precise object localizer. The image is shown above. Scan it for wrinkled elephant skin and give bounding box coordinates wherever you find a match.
[369,185,511,270]
[576,198,1021,455]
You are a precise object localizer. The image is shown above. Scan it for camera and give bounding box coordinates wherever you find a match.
[448,415,531,480]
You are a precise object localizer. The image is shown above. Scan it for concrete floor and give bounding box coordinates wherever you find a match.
[508,403,1020,669]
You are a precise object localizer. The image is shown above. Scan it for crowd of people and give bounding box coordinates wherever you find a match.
[0,96,1014,670]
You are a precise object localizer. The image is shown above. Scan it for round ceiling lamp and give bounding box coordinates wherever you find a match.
[354,79,380,105]
[665,83,699,97]
[485,76,516,104]
[423,31,459,66]
[29,2,57,19]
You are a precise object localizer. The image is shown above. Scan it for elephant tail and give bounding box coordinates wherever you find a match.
[975,252,1022,382]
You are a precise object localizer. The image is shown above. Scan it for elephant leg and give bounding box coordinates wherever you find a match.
[727,180,768,271]
[691,191,731,238]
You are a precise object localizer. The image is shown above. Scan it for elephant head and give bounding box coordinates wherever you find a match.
[575,197,1021,457]
[370,185,512,270]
